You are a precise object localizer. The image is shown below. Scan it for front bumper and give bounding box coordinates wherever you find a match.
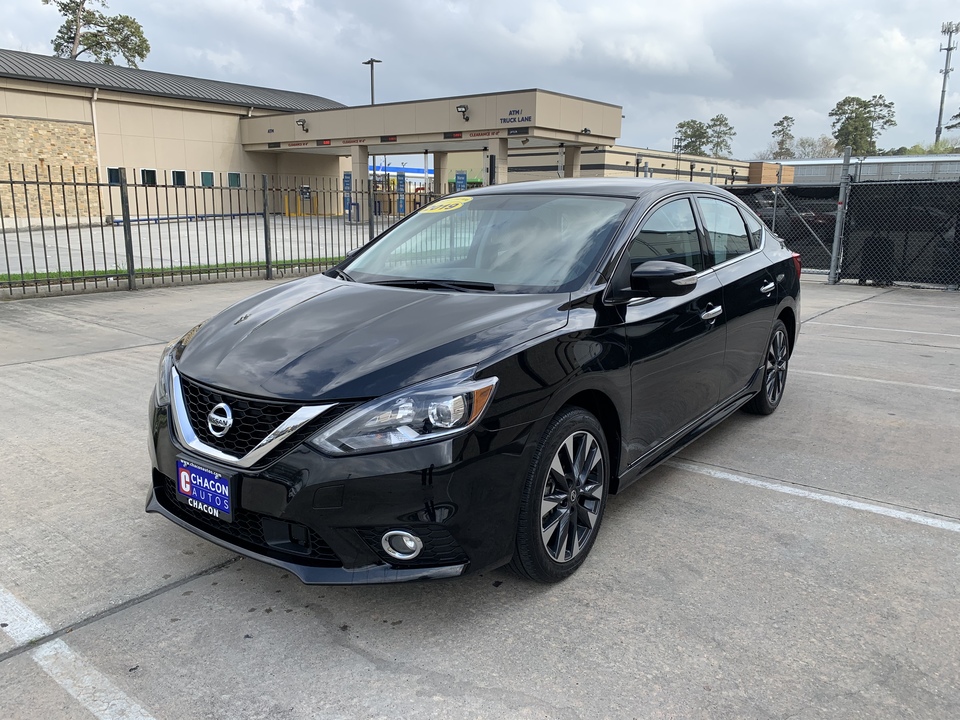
[146,395,535,584]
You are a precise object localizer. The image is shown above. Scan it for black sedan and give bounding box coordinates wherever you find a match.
[146,179,800,584]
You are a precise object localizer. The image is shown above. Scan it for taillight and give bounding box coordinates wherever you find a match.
[792,252,802,278]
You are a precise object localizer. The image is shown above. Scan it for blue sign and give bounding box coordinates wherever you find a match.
[343,171,352,213]
[397,171,406,215]
[176,459,232,522]
[455,171,467,192]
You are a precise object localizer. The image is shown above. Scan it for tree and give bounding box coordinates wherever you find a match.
[794,135,840,158]
[943,108,960,132]
[771,116,795,159]
[828,94,896,155]
[878,138,960,155]
[43,0,149,67]
[674,120,710,156]
[707,114,736,157]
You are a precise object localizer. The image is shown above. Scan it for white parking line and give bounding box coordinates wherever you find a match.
[791,369,960,394]
[0,585,155,720]
[868,301,960,311]
[806,321,960,338]
[668,461,960,533]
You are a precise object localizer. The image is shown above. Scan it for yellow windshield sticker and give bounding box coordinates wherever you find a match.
[422,196,473,213]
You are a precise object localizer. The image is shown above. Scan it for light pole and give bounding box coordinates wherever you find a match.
[362,58,381,105]
[672,137,681,179]
[936,23,960,144]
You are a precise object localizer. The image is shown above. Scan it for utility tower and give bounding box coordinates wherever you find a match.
[936,22,960,144]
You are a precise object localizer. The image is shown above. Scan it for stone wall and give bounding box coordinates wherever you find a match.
[0,117,101,223]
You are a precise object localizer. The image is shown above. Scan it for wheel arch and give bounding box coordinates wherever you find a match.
[777,305,797,356]
[559,389,624,495]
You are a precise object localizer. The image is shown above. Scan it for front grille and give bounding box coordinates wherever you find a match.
[177,374,355,466]
[356,525,469,568]
[179,375,302,457]
[156,471,341,566]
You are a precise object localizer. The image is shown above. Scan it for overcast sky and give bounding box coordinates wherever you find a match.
[4,0,960,158]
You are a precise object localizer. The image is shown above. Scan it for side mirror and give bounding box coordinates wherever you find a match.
[629,260,698,297]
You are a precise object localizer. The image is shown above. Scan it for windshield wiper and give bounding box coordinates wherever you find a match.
[368,278,497,292]
[327,267,355,282]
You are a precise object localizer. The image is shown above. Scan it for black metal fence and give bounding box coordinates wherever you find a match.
[1,164,438,297]
[4,165,960,297]
[729,180,960,289]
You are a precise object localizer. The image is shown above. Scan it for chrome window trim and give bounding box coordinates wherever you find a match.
[170,366,334,469]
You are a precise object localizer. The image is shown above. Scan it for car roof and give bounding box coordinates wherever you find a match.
[461,177,737,201]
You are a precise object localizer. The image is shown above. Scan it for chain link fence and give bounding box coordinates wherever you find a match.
[841,181,960,287]
[1,164,439,297]
[730,180,960,289]
[726,185,839,272]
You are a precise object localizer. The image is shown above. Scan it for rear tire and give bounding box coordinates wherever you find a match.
[744,319,789,415]
[509,407,609,583]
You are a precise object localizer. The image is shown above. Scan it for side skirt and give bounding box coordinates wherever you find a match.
[614,367,764,494]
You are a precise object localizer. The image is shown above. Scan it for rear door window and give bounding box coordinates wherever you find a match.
[697,197,752,265]
[740,210,764,250]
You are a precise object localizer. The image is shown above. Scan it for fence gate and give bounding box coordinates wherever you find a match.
[727,184,840,273]
[841,181,960,288]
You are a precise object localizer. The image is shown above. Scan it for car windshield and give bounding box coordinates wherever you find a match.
[342,193,632,293]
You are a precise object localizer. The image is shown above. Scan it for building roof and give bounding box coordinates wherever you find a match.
[0,48,343,112]
[776,154,960,166]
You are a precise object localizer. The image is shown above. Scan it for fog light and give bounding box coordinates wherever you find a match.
[381,530,423,560]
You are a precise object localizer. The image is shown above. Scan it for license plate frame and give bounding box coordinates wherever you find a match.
[175,459,234,523]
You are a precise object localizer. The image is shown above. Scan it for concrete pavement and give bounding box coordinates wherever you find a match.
[0,277,958,719]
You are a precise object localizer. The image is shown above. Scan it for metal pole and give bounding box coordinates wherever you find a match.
[828,146,852,285]
[362,58,381,105]
[118,167,136,290]
[770,163,783,233]
[936,23,959,144]
[367,179,375,240]
[261,174,272,279]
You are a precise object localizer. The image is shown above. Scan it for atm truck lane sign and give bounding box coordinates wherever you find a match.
[176,460,233,522]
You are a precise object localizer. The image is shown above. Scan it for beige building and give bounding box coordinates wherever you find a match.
[0,49,346,222]
[0,48,343,181]
[1,48,755,223]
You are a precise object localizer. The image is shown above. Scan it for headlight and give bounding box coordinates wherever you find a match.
[309,368,498,455]
[155,342,176,406]
[155,323,204,406]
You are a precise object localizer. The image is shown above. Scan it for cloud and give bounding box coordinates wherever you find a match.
[3,0,959,156]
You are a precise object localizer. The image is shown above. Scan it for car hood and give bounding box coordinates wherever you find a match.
[175,275,568,401]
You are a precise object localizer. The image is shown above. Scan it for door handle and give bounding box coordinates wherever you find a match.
[760,281,775,294]
[701,305,723,321]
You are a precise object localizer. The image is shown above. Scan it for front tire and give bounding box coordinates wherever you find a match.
[510,408,609,583]
[744,319,790,415]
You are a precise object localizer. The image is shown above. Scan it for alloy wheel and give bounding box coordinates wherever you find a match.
[765,328,789,406]
[539,430,605,563]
